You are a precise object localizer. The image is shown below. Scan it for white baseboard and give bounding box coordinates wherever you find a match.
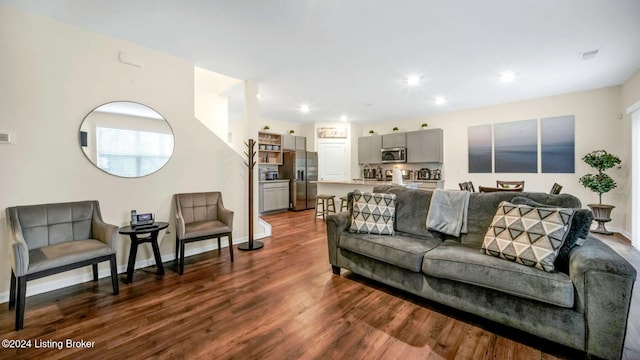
[0,229,271,304]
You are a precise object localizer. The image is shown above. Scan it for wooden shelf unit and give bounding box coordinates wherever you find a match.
[258,132,283,164]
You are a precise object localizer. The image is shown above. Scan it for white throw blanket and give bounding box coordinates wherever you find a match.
[426,189,470,237]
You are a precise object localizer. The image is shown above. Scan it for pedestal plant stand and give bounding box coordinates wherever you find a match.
[578,150,621,235]
[239,138,264,251]
[587,204,615,235]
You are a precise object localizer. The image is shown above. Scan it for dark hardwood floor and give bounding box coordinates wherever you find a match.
[0,210,638,359]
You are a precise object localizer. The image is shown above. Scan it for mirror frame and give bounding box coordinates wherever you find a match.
[79,101,175,178]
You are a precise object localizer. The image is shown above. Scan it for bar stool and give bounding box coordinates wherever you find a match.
[339,195,349,212]
[314,195,336,221]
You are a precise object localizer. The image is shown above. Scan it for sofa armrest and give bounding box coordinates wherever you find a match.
[569,236,636,360]
[218,204,234,232]
[326,212,351,265]
[92,216,119,253]
[6,208,29,276]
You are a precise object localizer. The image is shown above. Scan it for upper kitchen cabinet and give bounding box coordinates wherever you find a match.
[358,135,382,164]
[382,133,406,148]
[258,131,283,164]
[406,129,443,163]
[282,134,306,151]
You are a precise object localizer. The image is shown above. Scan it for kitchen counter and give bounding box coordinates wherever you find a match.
[312,179,444,205]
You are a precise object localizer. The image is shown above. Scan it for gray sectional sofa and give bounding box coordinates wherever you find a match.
[326,186,636,360]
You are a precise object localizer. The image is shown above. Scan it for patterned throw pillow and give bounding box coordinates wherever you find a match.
[349,190,396,235]
[482,201,574,272]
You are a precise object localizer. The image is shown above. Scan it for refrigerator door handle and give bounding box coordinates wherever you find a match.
[301,170,304,181]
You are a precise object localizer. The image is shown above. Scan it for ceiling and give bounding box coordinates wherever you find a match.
[4,0,640,123]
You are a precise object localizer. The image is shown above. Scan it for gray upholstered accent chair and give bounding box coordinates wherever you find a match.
[6,200,119,330]
[174,192,234,275]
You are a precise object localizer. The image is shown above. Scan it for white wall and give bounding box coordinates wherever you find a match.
[0,5,253,299]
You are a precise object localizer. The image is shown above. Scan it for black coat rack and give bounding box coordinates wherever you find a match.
[239,138,264,251]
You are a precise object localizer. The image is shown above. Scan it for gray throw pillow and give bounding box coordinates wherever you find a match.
[511,196,592,273]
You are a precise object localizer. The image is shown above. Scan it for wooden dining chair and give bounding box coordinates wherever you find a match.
[550,183,563,194]
[458,181,475,192]
[496,180,524,190]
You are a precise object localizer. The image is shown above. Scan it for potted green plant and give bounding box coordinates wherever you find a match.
[578,149,622,234]
[421,123,428,129]
[368,129,375,135]
[392,127,399,133]
[289,129,295,134]
[263,125,270,131]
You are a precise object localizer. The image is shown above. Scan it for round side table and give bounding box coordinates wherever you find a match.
[119,222,169,283]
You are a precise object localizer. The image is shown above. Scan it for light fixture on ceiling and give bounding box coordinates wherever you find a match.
[299,104,310,113]
[434,96,446,105]
[256,93,262,100]
[498,71,516,83]
[340,114,349,122]
[407,75,421,86]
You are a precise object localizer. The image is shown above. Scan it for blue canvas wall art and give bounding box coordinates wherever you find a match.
[494,119,537,173]
[468,124,492,173]
[541,115,575,173]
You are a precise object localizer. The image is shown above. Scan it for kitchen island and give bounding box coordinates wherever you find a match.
[312,179,443,210]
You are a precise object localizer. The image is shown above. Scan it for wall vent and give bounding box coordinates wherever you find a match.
[578,49,599,61]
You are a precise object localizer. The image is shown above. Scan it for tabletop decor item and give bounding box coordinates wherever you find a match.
[393,127,399,133]
[421,123,428,129]
[368,129,375,135]
[578,149,621,234]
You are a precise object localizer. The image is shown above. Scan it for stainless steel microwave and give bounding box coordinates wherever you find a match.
[381,147,406,163]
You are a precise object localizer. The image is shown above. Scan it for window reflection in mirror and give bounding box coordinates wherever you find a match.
[80,101,175,177]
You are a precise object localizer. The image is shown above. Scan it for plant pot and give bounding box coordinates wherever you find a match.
[587,204,615,235]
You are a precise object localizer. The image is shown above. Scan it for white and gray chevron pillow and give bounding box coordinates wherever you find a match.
[349,190,396,235]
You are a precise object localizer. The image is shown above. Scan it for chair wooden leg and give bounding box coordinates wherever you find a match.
[15,276,26,330]
[9,270,16,309]
[175,235,179,262]
[218,237,221,254]
[179,241,186,275]
[228,234,234,262]
[92,263,99,282]
[110,254,119,295]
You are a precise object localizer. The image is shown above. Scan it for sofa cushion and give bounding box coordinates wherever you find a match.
[482,201,574,272]
[349,190,396,235]
[511,196,592,274]
[27,239,114,274]
[340,232,442,272]
[423,240,575,308]
[460,192,582,247]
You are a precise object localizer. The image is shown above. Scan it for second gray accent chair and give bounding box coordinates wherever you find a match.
[6,200,119,330]
[174,192,234,274]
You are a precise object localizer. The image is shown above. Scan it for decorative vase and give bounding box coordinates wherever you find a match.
[587,204,615,235]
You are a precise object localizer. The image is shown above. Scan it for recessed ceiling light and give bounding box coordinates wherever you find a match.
[299,104,310,113]
[340,114,349,122]
[407,75,421,86]
[434,96,446,105]
[256,93,262,100]
[499,72,516,83]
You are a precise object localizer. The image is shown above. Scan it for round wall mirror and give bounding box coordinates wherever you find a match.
[79,101,175,177]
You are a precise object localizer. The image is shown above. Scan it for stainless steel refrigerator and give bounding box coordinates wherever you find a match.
[279,151,318,211]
